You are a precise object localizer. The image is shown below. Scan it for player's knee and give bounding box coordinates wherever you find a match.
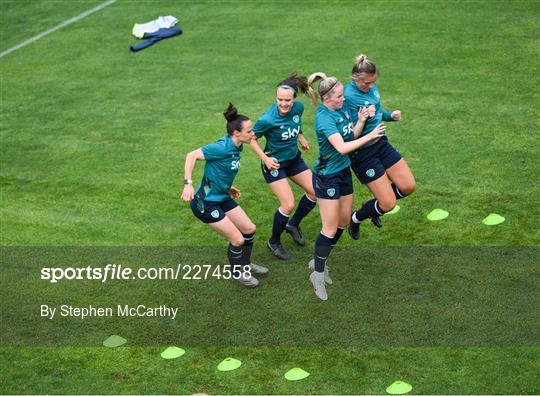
[402,179,416,196]
[244,223,256,235]
[379,196,396,213]
[281,201,295,214]
[307,191,317,202]
[230,235,245,247]
[321,227,337,239]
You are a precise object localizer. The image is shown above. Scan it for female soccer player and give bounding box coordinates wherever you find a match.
[344,54,416,239]
[250,73,317,261]
[306,72,386,300]
[181,103,268,288]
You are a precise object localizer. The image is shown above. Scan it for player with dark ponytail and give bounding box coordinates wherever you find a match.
[181,103,268,287]
[250,72,317,261]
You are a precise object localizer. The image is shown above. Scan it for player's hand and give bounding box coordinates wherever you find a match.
[358,107,369,122]
[264,156,280,170]
[391,110,401,121]
[229,186,241,199]
[367,123,386,141]
[181,184,194,202]
[298,133,310,151]
[367,105,376,117]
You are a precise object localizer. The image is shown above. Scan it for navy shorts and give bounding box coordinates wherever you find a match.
[313,167,354,200]
[261,152,309,183]
[349,139,402,184]
[190,197,238,224]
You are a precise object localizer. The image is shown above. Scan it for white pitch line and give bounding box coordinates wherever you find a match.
[0,0,116,59]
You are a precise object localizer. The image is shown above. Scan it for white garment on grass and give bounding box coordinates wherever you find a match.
[132,16,178,39]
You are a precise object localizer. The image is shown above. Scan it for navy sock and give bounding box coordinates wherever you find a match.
[313,232,334,272]
[391,184,406,200]
[227,243,244,276]
[242,232,255,265]
[352,199,386,223]
[288,195,316,227]
[270,208,289,244]
[331,227,344,246]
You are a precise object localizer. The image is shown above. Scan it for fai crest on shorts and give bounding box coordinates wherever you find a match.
[293,115,300,123]
[366,168,375,178]
[211,210,220,219]
[270,169,279,177]
[327,188,336,197]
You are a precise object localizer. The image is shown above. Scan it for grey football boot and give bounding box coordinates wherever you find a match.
[249,262,269,275]
[235,271,259,288]
[308,259,332,284]
[309,271,328,301]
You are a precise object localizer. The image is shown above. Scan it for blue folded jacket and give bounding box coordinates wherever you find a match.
[130,26,182,52]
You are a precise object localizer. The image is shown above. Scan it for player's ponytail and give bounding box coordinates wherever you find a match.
[352,53,377,80]
[224,103,249,136]
[276,71,311,98]
[307,72,341,104]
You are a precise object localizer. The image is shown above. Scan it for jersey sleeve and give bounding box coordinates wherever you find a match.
[317,114,340,139]
[253,116,271,138]
[201,141,227,161]
[381,107,394,121]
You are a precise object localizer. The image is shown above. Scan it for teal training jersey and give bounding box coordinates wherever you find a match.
[344,81,394,143]
[312,101,355,175]
[252,101,304,162]
[197,135,242,202]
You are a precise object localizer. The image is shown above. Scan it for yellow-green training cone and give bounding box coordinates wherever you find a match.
[386,380,413,394]
[161,346,185,359]
[217,357,242,371]
[427,208,449,221]
[284,367,310,381]
[102,335,127,348]
[482,213,505,225]
[386,205,400,215]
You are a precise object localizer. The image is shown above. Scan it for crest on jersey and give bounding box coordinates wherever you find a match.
[211,210,220,219]
[364,101,370,106]
[366,169,375,178]
[375,91,380,99]
[338,118,344,123]
[345,112,350,119]
[270,169,279,177]
[293,115,300,123]
[327,188,336,197]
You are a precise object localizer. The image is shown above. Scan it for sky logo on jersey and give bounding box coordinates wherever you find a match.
[231,160,240,170]
[293,115,300,123]
[327,188,336,197]
[211,210,220,219]
[366,168,375,178]
[342,123,353,135]
[281,127,300,140]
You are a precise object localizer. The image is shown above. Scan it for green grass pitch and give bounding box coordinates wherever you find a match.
[1,0,539,394]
